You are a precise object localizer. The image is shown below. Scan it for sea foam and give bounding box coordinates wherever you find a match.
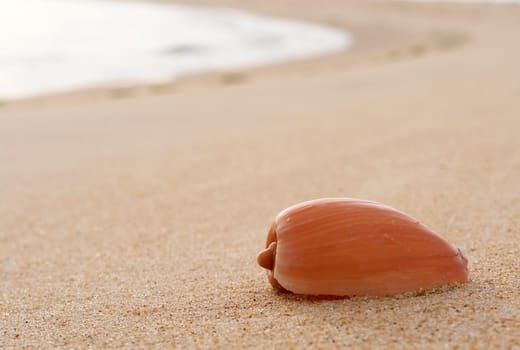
[0,0,350,99]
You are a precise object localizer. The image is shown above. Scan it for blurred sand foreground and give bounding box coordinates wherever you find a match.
[1,0,519,348]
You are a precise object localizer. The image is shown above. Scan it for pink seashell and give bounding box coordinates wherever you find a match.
[257,198,468,297]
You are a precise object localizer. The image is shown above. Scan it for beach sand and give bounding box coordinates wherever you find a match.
[1,0,519,348]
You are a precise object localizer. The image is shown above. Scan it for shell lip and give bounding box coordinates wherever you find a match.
[257,223,288,292]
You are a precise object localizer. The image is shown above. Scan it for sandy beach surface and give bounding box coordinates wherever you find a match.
[1,0,520,348]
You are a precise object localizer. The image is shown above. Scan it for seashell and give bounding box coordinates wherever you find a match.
[257,198,468,297]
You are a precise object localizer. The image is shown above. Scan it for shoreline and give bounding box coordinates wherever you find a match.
[4,0,520,109]
[1,0,480,109]
[0,0,351,104]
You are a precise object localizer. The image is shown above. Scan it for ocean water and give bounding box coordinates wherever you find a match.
[0,0,350,100]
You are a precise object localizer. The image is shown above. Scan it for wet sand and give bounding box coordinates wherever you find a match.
[1,1,519,348]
